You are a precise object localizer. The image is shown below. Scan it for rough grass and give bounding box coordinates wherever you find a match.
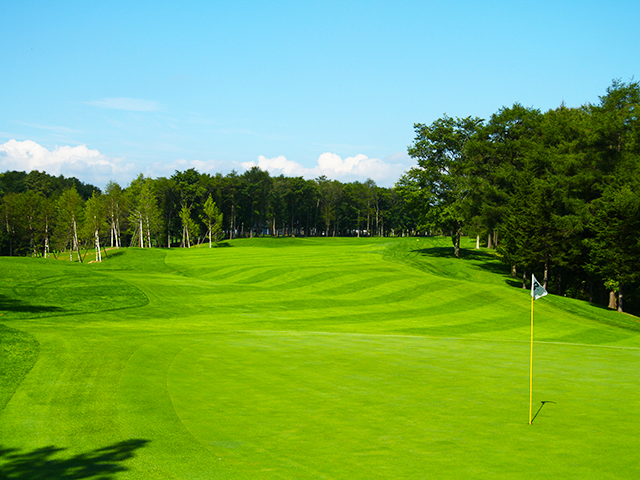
[0,237,639,479]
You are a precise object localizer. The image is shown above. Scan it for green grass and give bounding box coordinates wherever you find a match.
[1,236,639,479]
[0,324,39,411]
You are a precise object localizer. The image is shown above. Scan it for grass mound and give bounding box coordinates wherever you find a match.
[0,257,148,321]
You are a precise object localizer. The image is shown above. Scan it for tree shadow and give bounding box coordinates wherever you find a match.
[0,294,64,315]
[0,439,150,479]
[104,249,126,258]
[412,246,513,278]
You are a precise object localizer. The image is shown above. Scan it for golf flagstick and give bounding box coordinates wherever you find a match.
[529,293,534,425]
[529,274,547,425]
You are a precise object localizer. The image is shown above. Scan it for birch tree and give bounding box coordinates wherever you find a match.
[201,194,223,247]
[56,187,84,262]
[127,175,160,248]
[41,196,54,258]
[83,192,106,262]
[179,206,198,248]
[104,181,125,249]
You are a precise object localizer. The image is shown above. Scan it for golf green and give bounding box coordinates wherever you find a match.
[1,237,638,479]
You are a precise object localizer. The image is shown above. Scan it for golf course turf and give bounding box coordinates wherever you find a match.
[1,236,639,479]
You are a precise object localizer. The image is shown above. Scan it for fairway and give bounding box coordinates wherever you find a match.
[1,237,639,479]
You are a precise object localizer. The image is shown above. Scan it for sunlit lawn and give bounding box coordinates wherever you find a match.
[1,237,639,478]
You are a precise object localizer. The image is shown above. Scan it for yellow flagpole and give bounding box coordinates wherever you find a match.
[529,294,534,425]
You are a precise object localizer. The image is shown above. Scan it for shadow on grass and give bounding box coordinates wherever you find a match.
[0,439,150,479]
[531,401,555,424]
[412,246,512,278]
[0,294,64,315]
[410,244,640,323]
[103,249,126,259]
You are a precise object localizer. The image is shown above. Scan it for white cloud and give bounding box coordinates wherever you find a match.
[85,97,162,112]
[241,155,308,177]
[0,139,135,188]
[242,152,410,187]
[0,140,413,190]
[147,158,229,179]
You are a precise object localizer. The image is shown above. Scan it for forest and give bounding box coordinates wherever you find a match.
[1,80,639,314]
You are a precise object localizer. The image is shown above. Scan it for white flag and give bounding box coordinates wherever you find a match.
[531,274,548,300]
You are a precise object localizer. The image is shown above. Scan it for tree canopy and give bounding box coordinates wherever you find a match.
[398,79,640,314]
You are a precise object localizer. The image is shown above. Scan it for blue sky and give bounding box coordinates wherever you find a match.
[2,0,638,188]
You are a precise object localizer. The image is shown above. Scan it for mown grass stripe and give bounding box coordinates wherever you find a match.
[1,237,638,479]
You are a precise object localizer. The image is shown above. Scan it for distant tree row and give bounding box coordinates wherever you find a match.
[0,168,415,262]
[397,79,640,313]
[2,80,638,314]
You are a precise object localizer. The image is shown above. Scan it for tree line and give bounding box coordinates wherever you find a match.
[397,79,640,314]
[0,168,414,262]
[2,80,638,314]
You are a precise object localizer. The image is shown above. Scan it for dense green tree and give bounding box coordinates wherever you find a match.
[0,170,100,199]
[25,170,53,197]
[239,167,272,237]
[588,183,640,312]
[20,190,46,257]
[585,79,640,311]
[1,193,20,256]
[154,177,179,247]
[398,115,482,257]
[172,168,206,209]
[220,171,241,238]
[316,176,342,236]
[282,176,308,236]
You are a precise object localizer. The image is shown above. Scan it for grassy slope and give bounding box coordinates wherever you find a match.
[0,237,639,479]
[0,325,39,412]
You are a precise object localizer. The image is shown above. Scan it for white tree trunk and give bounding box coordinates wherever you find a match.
[145,215,151,248]
[110,214,115,248]
[476,235,480,249]
[95,228,102,262]
[44,218,50,258]
[72,218,81,262]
